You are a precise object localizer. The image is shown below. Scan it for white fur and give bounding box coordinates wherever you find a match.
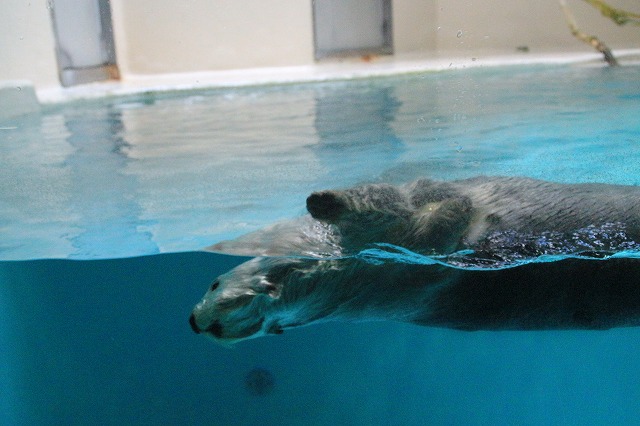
[192,176,640,344]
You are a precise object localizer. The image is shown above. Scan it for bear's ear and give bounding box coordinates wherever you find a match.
[306,191,346,221]
[259,262,300,299]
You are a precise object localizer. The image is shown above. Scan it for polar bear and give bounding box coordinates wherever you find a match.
[192,176,640,343]
[305,176,640,256]
[189,255,640,343]
[208,176,640,259]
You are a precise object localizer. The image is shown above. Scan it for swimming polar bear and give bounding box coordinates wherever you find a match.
[208,176,640,259]
[304,176,640,256]
[191,176,640,344]
[190,256,640,343]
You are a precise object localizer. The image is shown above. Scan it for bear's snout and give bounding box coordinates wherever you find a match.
[190,313,225,338]
[205,320,224,338]
[307,192,345,221]
[189,313,201,334]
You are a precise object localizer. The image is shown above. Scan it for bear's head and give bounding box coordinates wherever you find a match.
[306,183,414,250]
[306,180,471,254]
[190,256,349,344]
[189,257,294,344]
[189,256,380,344]
[190,252,457,344]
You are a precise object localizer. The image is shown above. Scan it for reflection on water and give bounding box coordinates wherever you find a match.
[0,65,639,261]
[0,114,77,258]
[313,84,404,184]
[63,108,159,258]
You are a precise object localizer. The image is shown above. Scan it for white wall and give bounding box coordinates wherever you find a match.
[110,0,315,75]
[393,0,438,53]
[111,0,442,73]
[0,0,59,89]
[1,0,639,92]
[435,0,640,54]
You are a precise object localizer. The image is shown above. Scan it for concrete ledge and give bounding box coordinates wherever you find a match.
[0,80,40,123]
[36,48,640,105]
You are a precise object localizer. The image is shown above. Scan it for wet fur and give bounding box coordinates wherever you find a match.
[307,176,640,254]
[192,256,640,342]
[192,176,640,343]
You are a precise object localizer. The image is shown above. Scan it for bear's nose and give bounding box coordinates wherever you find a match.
[189,313,201,334]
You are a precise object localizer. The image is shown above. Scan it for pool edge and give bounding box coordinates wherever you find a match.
[35,49,640,106]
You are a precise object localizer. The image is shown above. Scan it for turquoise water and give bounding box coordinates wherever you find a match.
[3,254,640,425]
[2,65,639,260]
[1,65,640,424]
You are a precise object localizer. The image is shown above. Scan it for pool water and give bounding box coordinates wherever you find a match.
[1,64,640,425]
[2,65,639,260]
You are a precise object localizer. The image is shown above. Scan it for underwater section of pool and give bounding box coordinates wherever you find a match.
[3,253,640,425]
[1,64,640,425]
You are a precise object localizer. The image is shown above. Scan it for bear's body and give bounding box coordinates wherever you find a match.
[306,176,640,256]
[190,255,640,343]
[192,176,640,344]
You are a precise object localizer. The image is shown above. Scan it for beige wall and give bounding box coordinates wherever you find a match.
[435,0,640,54]
[0,0,59,89]
[110,0,315,75]
[393,0,438,52]
[1,0,640,93]
[112,0,444,74]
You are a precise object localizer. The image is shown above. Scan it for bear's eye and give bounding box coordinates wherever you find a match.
[210,280,220,292]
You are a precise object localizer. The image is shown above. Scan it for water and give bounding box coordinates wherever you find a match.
[2,64,640,425]
[1,65,639,260]
[4,253,640,425]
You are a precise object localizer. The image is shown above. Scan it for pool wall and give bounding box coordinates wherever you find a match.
[1,0,640,104]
